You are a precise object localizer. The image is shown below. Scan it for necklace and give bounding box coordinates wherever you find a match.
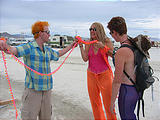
[121,40,128,44]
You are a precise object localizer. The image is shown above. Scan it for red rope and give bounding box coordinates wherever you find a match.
[2,51,18,120]
[0,36,98,119]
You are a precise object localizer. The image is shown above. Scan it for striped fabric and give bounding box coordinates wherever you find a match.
[16,40,59,91]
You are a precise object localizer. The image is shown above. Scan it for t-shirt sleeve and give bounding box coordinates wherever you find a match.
[49,48,59,61]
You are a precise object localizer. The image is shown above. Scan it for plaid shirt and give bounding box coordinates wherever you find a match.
[16,40,59,91]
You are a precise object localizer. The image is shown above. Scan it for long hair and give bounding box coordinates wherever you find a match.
[90,22,110,45]
[32,21,49,39]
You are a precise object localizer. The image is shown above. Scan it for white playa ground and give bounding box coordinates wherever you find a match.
[0,47,160,120]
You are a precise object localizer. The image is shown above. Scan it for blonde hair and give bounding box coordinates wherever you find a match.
[90,22,110,45]
[32,21,49,39]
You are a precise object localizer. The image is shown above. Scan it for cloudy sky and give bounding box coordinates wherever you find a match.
[0,0,160,39]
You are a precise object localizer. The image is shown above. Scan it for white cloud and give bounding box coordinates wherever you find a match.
[129,17,160,29]
[49,21,92,37]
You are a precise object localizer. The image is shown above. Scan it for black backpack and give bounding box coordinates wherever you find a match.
[121,44,155,92]
[118,36,159,120]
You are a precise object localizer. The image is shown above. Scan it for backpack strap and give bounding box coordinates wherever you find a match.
[112,47,118,66]
[113,44,135,66]
[120,44,135,52]
[123,71,134,83]
[137,91,145,120]
[120,44,137,86]
[120,44,136,84]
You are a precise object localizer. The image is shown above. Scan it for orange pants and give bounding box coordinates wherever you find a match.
[87,70,117,120]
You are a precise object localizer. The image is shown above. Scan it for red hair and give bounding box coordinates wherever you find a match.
[32,21,49,39]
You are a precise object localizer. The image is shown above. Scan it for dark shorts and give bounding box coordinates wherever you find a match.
[118,84,139,120]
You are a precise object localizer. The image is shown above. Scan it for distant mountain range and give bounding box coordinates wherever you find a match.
[0,32,33,38]
[0,32,159,41]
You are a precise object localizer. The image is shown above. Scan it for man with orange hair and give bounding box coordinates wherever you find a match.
[0,21,77,120]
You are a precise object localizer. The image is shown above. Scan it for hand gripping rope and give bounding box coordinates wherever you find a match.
[0,36,97,119]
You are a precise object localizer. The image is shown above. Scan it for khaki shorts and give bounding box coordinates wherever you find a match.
[21,88,52,120]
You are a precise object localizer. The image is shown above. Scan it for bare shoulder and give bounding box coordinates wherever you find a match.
[114,46,134,69]
[116,46,134,58]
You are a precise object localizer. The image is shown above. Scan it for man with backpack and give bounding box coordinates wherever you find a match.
[107,16,140,120]
[107,16,156,120]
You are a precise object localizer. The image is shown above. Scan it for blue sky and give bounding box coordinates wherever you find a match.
[0,0,160,39]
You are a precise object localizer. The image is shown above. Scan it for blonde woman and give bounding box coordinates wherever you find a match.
[79,22,117,120]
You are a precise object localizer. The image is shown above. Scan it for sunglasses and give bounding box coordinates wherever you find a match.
[33,30,50,35]
[89,28,96,31]
[42,30,50,34]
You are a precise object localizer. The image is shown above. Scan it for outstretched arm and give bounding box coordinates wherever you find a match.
[58,41,77,57]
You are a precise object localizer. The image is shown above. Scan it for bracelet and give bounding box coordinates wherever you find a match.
[79,45,83,48]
